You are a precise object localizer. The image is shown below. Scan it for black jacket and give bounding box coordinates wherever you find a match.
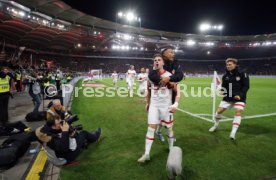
[36,125,86,163]
[148,59,184,84]
[222,67,250,103]
[38,125,70,154]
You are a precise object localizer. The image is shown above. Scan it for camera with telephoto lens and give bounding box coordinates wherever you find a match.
[66,115,79,124]
[60,114,81,137]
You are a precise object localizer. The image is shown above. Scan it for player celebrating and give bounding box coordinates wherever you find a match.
[111,71,118,88]
[209,58,250,140]
[137,68,148,96]
[126,65,136,94]
[125,67,130,89]
[138,54,180,163]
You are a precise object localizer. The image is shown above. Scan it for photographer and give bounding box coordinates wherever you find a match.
[28,72,42,113]
[47,99,67,121]
[35,116,102,163]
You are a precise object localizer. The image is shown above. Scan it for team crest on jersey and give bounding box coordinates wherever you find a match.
[236,76,240,81]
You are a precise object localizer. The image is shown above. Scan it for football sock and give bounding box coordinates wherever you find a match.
[231,116,241,136]
[145,127,155,155]
[214,112,221,126]
[166,127,174,148]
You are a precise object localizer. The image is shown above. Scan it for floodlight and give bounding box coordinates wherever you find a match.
[18,11,25,17]
[199,23,211,31]
[126,12,135,21]
[218,25,223,30]
[118,12,123,17]
[187,40,196,46]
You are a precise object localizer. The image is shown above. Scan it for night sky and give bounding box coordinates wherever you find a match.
[63,0,276,36]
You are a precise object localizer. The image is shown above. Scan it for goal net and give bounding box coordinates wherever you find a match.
[90,69,102,80]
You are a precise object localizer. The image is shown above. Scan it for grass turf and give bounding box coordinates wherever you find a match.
[60,77,276,180]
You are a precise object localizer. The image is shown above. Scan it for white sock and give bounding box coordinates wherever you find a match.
[145,127,155,155]
[214,112,221,126]
[231,116,241,136]
[166,127,174,148]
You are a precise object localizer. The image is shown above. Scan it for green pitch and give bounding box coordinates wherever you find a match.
[60,77,276,180]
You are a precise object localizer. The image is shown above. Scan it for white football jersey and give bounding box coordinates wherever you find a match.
[137,73,147,82]
[127,69,136,81]
[111,73,118,81]
[149,71,172,106]
[137,73,148,88]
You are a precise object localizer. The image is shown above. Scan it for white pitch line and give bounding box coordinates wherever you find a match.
[100,80,214,123]
[177,108,213,123]
[219,112,276,122]
[100,80,276,123]
[194,114,228,118]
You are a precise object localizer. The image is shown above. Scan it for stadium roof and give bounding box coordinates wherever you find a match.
[1,0,276,51]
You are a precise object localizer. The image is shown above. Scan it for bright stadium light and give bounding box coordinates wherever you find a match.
[261,41,273,46]
[199,23,211,32]
[118,11,123,17]
[218,25,223,30]
[123,34,132,40]
[116,10,141,31]
[126,12,135,21]
[187,40,196,46]
[199,22,224,32]
[18,11,25,17]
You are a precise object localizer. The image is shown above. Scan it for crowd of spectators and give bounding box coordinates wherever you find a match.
[1,48,276,77]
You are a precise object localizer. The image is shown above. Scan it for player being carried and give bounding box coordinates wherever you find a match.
[138,54,180,163]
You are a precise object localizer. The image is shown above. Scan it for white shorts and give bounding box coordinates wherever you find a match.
[148,105,174,128]
[139,85,146,93]
[113,79,117,84]
[219,101,245,110]
[128,80,134,89]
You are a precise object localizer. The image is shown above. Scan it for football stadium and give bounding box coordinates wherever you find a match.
[0,0,276,179]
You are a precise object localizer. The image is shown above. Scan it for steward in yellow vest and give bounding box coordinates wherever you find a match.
[0,67,11,125]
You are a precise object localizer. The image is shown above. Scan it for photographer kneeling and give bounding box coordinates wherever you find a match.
[35,116,102,163]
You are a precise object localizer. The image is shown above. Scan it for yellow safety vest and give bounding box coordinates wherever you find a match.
[0,76,10,93]
[16,73,21,81]
[43,81,50,87]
